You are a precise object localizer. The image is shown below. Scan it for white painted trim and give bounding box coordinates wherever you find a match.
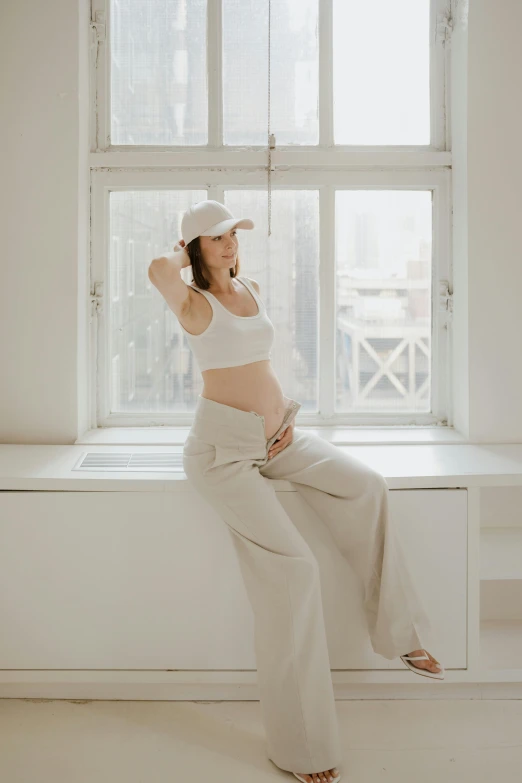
[0,669,522,701]
[90,148,452,169]
[208,0,221,147]
[432,0,452,150]
[319,0,333,147]
[319,186,335,418]
[2,671,522,699]
[90,0,110,150]
[91,169,450,188]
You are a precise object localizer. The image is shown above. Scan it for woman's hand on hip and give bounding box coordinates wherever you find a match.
[268,419,295,459]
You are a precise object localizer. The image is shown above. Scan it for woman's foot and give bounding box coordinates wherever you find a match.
[295,768,340,782]
[404,648,441,674]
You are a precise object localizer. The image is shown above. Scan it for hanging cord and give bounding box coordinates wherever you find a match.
[267,0,275,237]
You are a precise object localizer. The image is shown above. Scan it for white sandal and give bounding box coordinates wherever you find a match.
[293,771,341,783]
[400,651,445,680]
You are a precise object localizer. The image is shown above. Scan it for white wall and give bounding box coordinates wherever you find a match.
[464,0,522,441]
[1,0,90,444]
[1,0,521,444]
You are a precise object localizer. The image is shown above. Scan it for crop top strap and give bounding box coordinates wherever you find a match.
[239,276,263,305]
[189,278,259,299]
[239,276,255,295]
[188,282,208,296]
[187,283,215,306]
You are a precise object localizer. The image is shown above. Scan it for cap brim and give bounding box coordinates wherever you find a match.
[200,217,254,236]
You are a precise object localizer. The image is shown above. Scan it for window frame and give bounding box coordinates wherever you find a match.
[89,0,454,429]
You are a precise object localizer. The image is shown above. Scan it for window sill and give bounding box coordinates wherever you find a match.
[76,425,469,446]
[2,441,522,492]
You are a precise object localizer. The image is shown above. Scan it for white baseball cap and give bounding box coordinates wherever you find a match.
[181,200,255,245]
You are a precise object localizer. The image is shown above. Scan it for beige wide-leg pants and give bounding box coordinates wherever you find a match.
[182,394,435,774]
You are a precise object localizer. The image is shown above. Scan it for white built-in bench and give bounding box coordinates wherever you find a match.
[1,434,521,701]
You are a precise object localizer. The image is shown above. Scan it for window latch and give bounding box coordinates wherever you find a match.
[439,280,453,326]
[90,11,106,48]
[90,281,104,318]
[435,12,453,45]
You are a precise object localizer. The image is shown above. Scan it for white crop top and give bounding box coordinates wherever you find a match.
[178,276,275,371]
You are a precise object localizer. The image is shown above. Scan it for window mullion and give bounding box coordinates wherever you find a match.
[319,186,336,418]
[208,0,223,146]
[431,167,452,425]
[432,0,452,150]
[91,0,109,151]
[319,0,334,146]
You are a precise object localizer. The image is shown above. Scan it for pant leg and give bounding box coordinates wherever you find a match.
[183,435,342,774]
[259,427,436,660]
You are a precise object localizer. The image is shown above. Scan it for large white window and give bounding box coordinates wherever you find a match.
[90,0,453,427]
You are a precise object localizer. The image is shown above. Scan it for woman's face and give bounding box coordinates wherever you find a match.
[199,228,239,270]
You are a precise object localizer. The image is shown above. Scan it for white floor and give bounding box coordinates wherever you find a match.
[0,698,521,782]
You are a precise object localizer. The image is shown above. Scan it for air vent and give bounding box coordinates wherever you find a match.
[72,452,184,472]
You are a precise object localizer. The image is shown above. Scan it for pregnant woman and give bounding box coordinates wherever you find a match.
[148,200,444,783]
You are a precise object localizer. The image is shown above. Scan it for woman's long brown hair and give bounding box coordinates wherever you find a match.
[185,236,241,290]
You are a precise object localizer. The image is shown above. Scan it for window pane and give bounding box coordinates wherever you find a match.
[109,190,206,413]
[333,0,430,144]
[110,0,207,145]
[223,0,319,145]
[225,191,319,410]
[335,191,432,412]
[109,190,319,414]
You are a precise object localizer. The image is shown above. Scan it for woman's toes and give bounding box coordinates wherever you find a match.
[297,768,338,782]
[407,649,441,672]
[426,651,441,671]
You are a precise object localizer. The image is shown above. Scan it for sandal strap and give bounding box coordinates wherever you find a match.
[402,653,429,661]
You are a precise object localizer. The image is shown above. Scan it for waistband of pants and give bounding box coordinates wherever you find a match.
[190,394,302,448]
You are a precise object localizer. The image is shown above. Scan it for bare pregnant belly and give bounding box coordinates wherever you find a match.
[201,360,288,440]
